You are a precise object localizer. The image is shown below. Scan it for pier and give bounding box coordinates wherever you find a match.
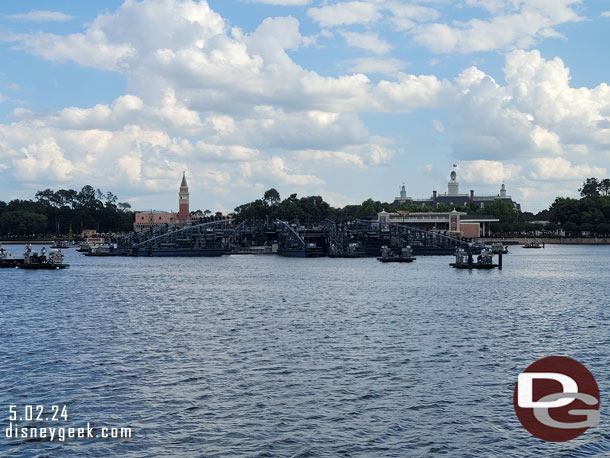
[112,218,473,258]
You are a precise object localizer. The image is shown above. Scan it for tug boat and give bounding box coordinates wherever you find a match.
[450,247,500,269]
[377,245,416,263]
[17,245,69,270]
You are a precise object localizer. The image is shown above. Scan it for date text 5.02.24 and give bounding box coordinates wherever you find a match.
[9,405,68,422]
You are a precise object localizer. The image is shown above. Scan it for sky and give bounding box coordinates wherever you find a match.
[1,0,610,213]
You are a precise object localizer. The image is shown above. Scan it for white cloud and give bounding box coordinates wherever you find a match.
[302,29,333,47]
[530,157,606,181]
[373,74,454,112]
[450,50,610,162]
[459,160,522,184]
[601,11,610,18]
[8,0,449,117]
[12,138,74,181]
[343,57,407,74]
[339,30,392,54]
[385,1,440,31]
[8,10,74,22]
[241,156,323,186]
[15,0,225,71]
[292,149,366,168]
[245,0,312,4]
[18,32,135,71]
[307,1,381,27]
[412,0,583,53]
[3,1,609,212]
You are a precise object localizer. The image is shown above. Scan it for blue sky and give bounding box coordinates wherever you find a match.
[1,0,610,213]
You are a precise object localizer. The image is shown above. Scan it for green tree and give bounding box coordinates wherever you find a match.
[600,179,610,196]
[263,188,281,207]
[579,177,600,198]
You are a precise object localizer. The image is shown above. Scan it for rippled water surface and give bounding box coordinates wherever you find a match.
[1,245,610,457]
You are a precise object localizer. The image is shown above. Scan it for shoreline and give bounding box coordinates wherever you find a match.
[0,240,56,245]
[476,237,610,245]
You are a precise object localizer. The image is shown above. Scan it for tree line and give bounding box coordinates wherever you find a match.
[4,177,610,238]
[233,187,525,230]
[0,186,134,237]
[544,177,610,236]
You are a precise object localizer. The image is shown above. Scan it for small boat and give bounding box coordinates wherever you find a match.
[523,240,544,249]
[51,240,71,249]
[377,245,416,263]
[76,242,91,252]
[450,247,499,269]
[491,243,509,254]
[17,245,69,270]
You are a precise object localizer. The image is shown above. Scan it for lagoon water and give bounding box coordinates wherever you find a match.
[1,245,610,457]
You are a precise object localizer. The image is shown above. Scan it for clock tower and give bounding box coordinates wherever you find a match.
[177,171,189,222]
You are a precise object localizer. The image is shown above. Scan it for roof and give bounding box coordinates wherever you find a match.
[461,215,499,222]
[180,171,188,188]
[134,210,173,214]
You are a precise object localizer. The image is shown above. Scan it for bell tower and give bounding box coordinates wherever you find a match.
[177,171,189,221]
[448,165,459,196]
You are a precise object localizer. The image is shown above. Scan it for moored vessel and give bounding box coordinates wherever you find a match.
[450,247,500,269]
[523,240,544,249]
[377,245,416,263]
[17,245,70,270]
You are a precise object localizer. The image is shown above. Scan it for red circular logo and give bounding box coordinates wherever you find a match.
[513,356,600,441]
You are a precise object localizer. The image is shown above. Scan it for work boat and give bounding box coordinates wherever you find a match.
[523,240,544,249]
[450,247,501,269]
[18,245,70,270]
[377,245,416,263]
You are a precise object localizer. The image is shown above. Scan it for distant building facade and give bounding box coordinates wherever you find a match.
[377,209,499,238]
[394,166,521,211]
[133,211,177,232]
[133,172,192,231]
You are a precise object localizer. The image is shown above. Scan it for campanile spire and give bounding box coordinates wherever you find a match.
[178,171,189,221]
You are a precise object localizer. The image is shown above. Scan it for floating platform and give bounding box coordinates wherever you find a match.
[131,247,228,257]
[450,248,502,270]
[377,257,416,263]
[449,262,498,269]
[17,263,69,270]
[0,259,23,268]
